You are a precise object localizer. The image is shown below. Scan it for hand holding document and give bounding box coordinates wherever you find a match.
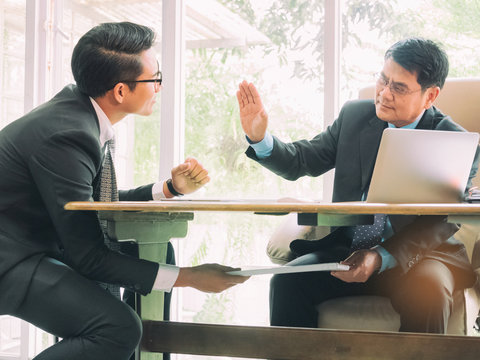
[227,263,350,276]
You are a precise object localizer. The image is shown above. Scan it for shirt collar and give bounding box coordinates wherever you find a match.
[388,110,425,130]
[89,97,114,147]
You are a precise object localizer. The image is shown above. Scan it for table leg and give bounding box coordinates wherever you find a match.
[105,212,193,360]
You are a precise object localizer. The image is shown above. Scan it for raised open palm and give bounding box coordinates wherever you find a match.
[236,80,269,143]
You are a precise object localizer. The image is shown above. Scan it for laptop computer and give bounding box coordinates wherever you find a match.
[366,128,479,203]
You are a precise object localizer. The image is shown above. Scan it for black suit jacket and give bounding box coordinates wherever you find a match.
[0,85,159,312]
[247,99,480,288]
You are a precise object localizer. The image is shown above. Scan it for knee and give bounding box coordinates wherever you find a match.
[101,302,143,354]
[116,305,143,350]
[270,274,297,294]
[408,274,453,310]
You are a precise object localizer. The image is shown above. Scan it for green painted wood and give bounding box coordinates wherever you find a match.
[105,212,194,360]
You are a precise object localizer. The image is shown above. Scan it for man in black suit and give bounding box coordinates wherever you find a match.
[0,22,247,360]
[236,37,479,333]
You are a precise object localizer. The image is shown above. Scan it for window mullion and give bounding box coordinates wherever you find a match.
[323,0,342,200]
[159,0,185,181]
[24,0,49,113]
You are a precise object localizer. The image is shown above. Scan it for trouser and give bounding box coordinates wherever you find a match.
[11,257,142,360]
[270,251,455,334]
[10,242,176,360]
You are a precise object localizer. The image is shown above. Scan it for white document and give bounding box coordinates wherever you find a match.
[227,263,350,276]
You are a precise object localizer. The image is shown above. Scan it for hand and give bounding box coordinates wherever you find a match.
[236,80,269,143]
[169,157,210,196]
[331,249,382,283]
[175,263,250,293]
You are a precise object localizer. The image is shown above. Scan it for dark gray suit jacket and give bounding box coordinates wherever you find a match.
[247,99,480,288]
[0,85,159,313]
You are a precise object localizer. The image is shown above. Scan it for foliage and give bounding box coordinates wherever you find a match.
[193,293,233,323]
[433,0,480,37]
[133,104,161,186]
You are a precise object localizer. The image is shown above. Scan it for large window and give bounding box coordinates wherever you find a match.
[177,0,326,331]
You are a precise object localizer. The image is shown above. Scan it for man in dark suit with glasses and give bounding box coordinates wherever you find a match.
[0,21,247,360]
[237,37,479,334]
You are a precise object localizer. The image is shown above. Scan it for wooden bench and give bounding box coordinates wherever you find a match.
[141,321,480,360]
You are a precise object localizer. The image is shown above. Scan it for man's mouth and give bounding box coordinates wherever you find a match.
[377,101,393,110]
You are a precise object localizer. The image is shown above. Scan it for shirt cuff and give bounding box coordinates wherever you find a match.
[372,245,398,273]
[152,264,180,292]
[246,131,274,159]
[152,181,167,200]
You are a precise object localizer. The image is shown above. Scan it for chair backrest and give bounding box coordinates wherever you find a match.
[358,78,480,187]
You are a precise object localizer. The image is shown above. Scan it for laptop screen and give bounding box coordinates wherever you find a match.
[366,128,479,203]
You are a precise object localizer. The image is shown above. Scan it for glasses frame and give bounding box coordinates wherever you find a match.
[119,70,163,90]
[374,72,423,97]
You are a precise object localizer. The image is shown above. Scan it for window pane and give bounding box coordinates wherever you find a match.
[179,0,326,331]
[1,0,25,129]
[341,0,480,104]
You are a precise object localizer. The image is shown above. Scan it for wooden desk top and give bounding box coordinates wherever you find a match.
[65,199,480,216]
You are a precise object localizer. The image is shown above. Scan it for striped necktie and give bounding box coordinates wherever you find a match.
[93,138,121,298]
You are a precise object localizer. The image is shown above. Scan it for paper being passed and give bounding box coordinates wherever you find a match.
[227,263,350,276]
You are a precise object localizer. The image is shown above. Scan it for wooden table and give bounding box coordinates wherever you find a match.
[65,200,480,359]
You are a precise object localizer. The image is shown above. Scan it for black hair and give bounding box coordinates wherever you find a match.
[71,22,156,97]
[384,37,449,89]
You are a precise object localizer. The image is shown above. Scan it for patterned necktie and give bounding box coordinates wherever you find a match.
[94,138,121,298]
[350,213,387,252]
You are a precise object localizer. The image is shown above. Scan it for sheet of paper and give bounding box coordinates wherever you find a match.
[227,263,350,276]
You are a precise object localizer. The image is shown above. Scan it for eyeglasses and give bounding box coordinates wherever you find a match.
[374,73,422,97]
[119,71,162,90]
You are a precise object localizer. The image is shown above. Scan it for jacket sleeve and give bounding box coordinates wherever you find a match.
[245,105,346,181]
[29,130,158,295]
[119,184,154,201]
[381,215,460,274]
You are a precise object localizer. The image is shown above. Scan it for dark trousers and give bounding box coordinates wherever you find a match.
[270,251,455,333]
[10,242,176,360]
[10,257,142,360]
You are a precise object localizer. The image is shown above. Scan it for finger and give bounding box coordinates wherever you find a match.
[331,271,354,283]
[171,162,190,177]
[247,83,261,105]
[239,81,251,103]
[245,82,255,104]
[236,90,245,108]
[188,168,209,182]
[187,163,205,179]
[194,174,210,185]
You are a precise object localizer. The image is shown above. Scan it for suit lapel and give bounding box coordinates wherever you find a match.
[413,107,435,130]
[359,116,387,192]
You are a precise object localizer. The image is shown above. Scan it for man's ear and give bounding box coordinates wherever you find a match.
[111,82,128,104]
[424,86,440,109]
